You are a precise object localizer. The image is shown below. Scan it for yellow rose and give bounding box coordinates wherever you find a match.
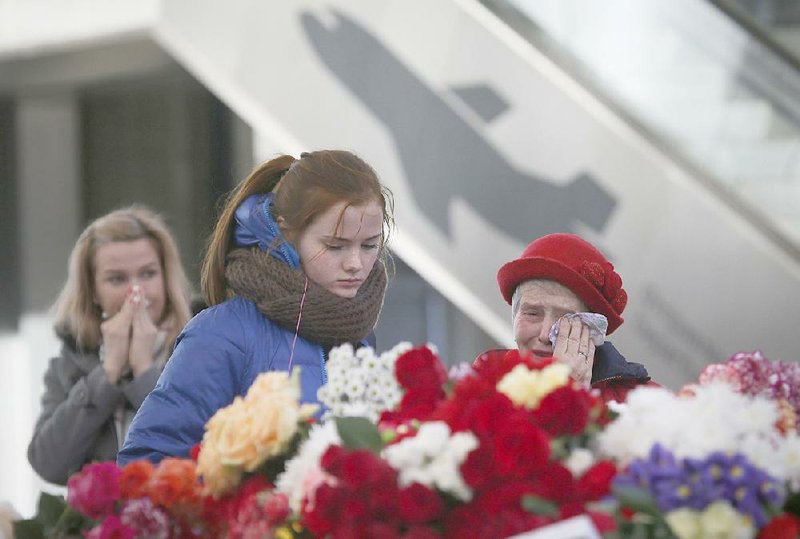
[217,402,265,469]
[497,363,571,409]
[197,408,245,497]
[197,369,317,496]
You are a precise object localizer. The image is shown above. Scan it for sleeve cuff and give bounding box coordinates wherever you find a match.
[74,365,124,410]
[121,365,160,408]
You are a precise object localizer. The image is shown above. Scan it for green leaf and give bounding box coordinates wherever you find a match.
[37,493,67,526]
[335,416,383,453]
[52,506,92,535]
[521,495,559,517]
[12,519,45,539]
[612,485,661,516]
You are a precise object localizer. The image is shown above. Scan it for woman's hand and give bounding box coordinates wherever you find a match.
[100,295,134,384]
[551,316,596,385]
[128,293,159,377]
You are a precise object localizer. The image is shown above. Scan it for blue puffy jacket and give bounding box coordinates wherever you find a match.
[117,296,331,465]
[119,192,341,465]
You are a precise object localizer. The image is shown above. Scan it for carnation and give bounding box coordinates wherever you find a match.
[383,421,478,502]
[275,421,342,513]
[496,363,571,410]
[119,498,170,539]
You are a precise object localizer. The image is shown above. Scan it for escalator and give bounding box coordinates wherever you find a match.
[486,0,800,251]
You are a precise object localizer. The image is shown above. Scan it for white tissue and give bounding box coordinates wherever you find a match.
[548,313,608,346]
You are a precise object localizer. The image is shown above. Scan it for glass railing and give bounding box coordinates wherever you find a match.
[713,0,800,67]
[481,0,800,249]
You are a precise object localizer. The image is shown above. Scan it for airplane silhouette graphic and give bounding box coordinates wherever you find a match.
[301,10,617,243]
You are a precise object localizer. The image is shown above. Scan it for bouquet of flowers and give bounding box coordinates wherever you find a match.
[600,351,800,538]
[288,345,617,537]
[15,458,209,538]
[21,344,800,538]
[15,343,616,538]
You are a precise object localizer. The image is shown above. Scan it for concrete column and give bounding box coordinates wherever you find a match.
[17,92,81,313]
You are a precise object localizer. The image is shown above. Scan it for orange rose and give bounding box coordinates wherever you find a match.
[149,458,199,508]
[119,460,154,500]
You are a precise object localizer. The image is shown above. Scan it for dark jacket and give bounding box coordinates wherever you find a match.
[474,342,657,403]
[27,337,161,485]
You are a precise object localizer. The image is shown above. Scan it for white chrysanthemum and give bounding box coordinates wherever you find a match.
[318,342,412,422]
[771,433,800,490]
[598,383,791,480]
[383,421,478,502]
[275,422,341,513]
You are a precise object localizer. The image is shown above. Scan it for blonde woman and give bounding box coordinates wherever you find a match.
[28,206,192,484]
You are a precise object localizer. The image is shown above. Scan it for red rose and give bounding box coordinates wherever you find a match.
[302,483,343,535]
[320,445,347,477]
[532,386,591,436]
[528,462,577,505]
[577,460,617,501]
[309,447,402,533]
[66,462,121,519]
[587,510,618,533]
[397,483,443,524]
[402,526,442,539]
[474,480,536,513]
[758,514,800,539]
[396,386,446,422]
[443,505,487,538]
[395,346,448,390]
[459,392,517,438]
[489,418,550,476]
[461,445,498,490]
[339,450,396,490]
[360,522,402,539]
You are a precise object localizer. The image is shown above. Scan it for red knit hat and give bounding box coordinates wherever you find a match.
[497,233,627,334]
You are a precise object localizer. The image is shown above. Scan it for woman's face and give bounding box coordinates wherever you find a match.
[294,199,384,298]
[93,238,167,322]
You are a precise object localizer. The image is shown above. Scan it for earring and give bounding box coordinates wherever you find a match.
[101,311,109,320]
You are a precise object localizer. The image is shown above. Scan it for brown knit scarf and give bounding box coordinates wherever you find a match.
[225,248,387,347]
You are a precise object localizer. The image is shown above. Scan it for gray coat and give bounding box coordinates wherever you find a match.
[27,337,160,485]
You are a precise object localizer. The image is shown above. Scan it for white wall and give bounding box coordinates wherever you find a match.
[0,315,64,519]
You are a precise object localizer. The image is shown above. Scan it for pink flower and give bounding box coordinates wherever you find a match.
[263,492,290,524]
[119,498,170,539]
[66,462,121,519]
[700,351,800,431]
[85,515,134,539]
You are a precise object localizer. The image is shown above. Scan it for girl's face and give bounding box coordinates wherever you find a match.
[93,238,167,322]
[293,200,383,298]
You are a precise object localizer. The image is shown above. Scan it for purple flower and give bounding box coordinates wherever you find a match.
[616,445,785,528]
[85,515,134,539]
[120,498,170,539]
[67,462,121,519]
